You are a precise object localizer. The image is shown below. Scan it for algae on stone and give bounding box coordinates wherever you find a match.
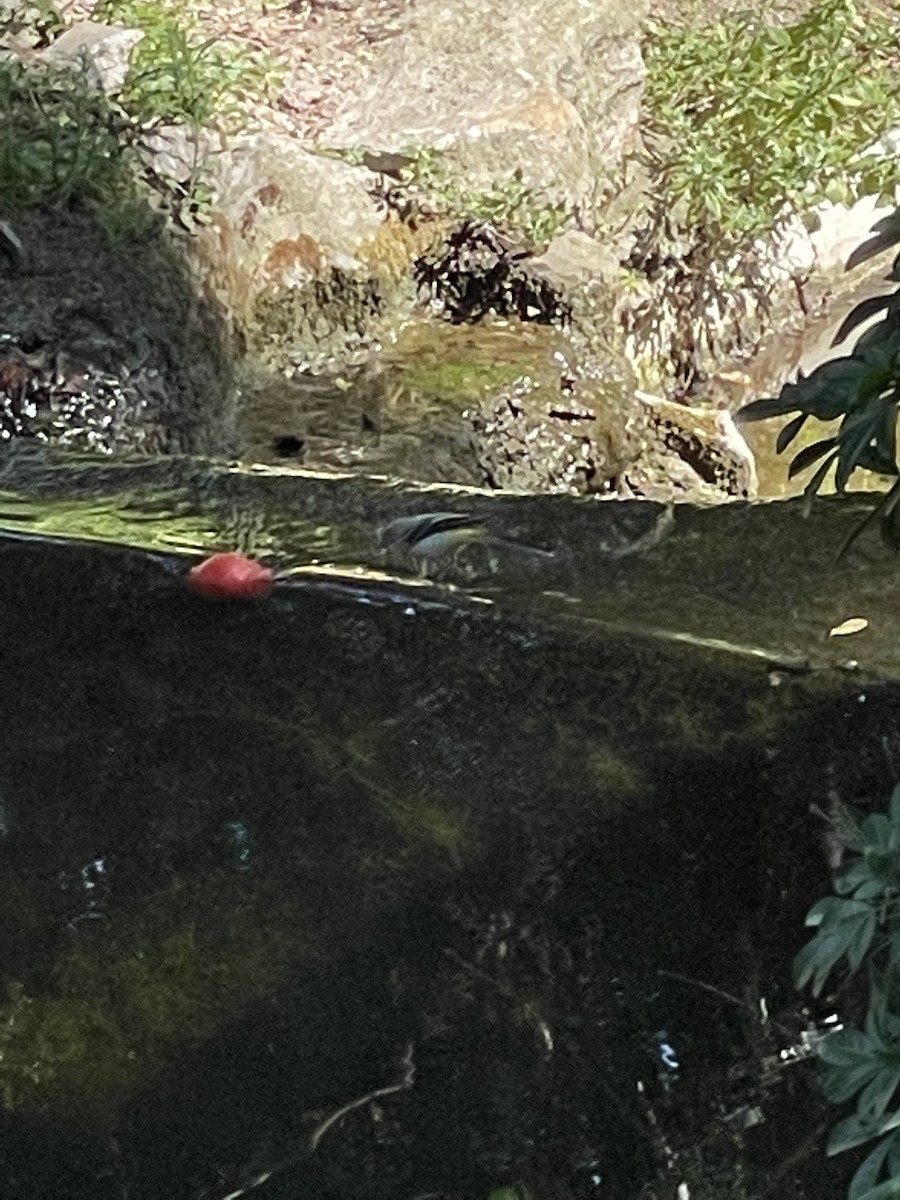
[0,909,301,1115]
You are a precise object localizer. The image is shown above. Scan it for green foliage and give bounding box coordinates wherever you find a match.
[0,57,138,211]
[95,0,279,130]
[399,148,572,248]
[643,0,900,250]
[795,783,900,1199]
[0,0,278,222]
[739,208,900,556]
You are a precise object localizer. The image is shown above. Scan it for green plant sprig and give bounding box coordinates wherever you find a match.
[796,782,900,1199]
[738,208,900,558]
[0,57,139,212]
[95,0,279,132]
[398,148,572,248]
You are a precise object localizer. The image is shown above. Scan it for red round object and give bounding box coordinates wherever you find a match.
[186,552,275,600]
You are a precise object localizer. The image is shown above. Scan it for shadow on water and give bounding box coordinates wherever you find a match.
[0,481,896,1199]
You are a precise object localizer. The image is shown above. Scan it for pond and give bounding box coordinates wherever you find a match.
[0,458,894,1200]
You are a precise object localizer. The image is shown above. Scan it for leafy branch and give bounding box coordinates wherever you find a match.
[643,0,900,254]
[738,207,900,557]
[795,783,900,1199]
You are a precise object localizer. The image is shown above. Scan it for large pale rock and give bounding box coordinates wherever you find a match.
[318,0,647,211]
[0,2,49,52]
[529,230,621,291]
[630,390,757,500]
[38,20,143,94]
[208,133,384,281]
[468,378,756,502]
[154,129,394,366]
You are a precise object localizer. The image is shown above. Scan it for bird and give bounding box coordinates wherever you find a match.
[378,511,557,576]
[378,512,488,562]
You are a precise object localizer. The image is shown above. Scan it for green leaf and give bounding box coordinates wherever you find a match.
[862,814,900,857]
[831,1111,886,1155]
[819,1026,876,1068]
[880,480,900,552]
[857,879,893,901]
[805,896,858,927]
[888,784,900,826]
[834,860,874,894]
[795,899,877,994]
[858,1065,900,1122]
[867,987,900,1046]
[775,411,809,453]
[849,1133,895,1200]
[847,209,900,272]
[836,407,889,493]
[787,437,839,478]
[827,1107,900,1155]
[832,295,896,348]
[848,1131,900,1200]
[847,911,880,972]
[737,395,799,423]
[795,357,871,419]
[852,1176,900,1200]
[801,450,840,515]
[839,477,900,560]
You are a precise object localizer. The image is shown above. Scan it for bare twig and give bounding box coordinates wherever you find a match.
[216,1042,416,1200]
[308,1041,415,1151]
[657,969,794,1039]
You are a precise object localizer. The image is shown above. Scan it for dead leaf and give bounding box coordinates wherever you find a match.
[829,617,869,637]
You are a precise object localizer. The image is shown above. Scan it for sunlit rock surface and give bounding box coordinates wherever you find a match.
[317,0,647,211]
[38,20,144,93]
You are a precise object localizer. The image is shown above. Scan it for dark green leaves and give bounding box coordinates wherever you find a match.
[819,1020,900,1113]
[794,898,877,995]
[786,438,838,478]
[794,789,900,995]
[831,295,898,349]
[0,59,135,211]
[846,210,900,272]
[797,783,900,1199]
[846,1129,900,1200]
[738,210,900,553]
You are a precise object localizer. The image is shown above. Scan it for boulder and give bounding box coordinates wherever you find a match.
[318,0,648,213]
[167,129,403,370]
[0,207,233,455]
[38,20,143,94]
[468,378,757,501]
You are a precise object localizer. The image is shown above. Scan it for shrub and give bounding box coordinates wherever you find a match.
[738,208,900,557]
[642,0,900,253]
[795,781,900,1200]
[95,0,278,131]
[0,57,139,211]
[636,0,900,384]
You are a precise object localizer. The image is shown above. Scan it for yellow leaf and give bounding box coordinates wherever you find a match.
[829,617,868,637]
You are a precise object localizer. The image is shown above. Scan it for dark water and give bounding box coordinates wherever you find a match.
[0,519,892,1200]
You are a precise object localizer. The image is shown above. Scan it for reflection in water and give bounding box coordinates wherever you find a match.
[220,820,254,874]
[0,498,878,1199]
